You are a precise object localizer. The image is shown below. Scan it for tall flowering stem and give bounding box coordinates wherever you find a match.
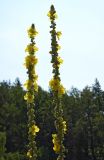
[48,5,67,160]
[24,24,39,160]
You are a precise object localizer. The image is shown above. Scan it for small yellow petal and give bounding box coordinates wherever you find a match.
[35,125,40,132]
[57,45,61,50]
[24,92,34,103]
[57,56,63,65]
[58,84,65,96]
[52,134,57,138]
[56,31,62,40]
[27,150,32,158]
[54,13,58,19]
[47,11,51,17]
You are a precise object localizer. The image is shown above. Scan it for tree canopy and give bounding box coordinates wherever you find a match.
[0,78,104,160]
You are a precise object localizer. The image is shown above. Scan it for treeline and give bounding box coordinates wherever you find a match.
[0,78,104,160]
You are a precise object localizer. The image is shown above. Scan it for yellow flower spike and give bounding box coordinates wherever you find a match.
[24,92,34,103]
[24,24,39,160]
[27,24,38,39]
[29,124,40,136]
[48,5,66,158]
[56,31,62,40]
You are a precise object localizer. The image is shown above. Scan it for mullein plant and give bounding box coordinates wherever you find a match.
[47,5,67,160]
[24,24,39,160]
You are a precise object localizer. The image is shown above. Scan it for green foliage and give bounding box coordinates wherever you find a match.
[0,78,104,160]
[0,132,6,160]
[6,152,20,160]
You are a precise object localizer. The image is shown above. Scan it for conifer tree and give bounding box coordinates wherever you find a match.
[0,132,6,160]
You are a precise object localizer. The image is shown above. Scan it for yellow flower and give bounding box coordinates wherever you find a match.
[24,80,33,90]
[52,134,60,153]
[30,68,35,75]
[52,133,57,139]
[25,44,33,53]
[57,56,63,65]
[33,82,38,92]
[52,134,59,144]
[30,69,38,81]
[47,11,58,19]
[32,74,38,81]
[24,55,38,68]
[54,13,58,19]
[49,78,65,95]
[49,78,60,91]
[24,92,34,103]
[27,25,38,38]
[33,46,39,52]
[24,79,38,92]
[56,31,62,40]
[30,69,38,79]
[25,44,38,53]
[57,44,61,51]
[53,144,60,153]
[58,84,65,95]
[27,150,32,158]
[47,11,51,18]
[29,124,40,136]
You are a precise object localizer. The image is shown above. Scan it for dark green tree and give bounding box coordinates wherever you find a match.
[0,132,6,160]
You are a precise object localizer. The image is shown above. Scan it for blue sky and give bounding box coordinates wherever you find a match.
[0,0,104,91]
